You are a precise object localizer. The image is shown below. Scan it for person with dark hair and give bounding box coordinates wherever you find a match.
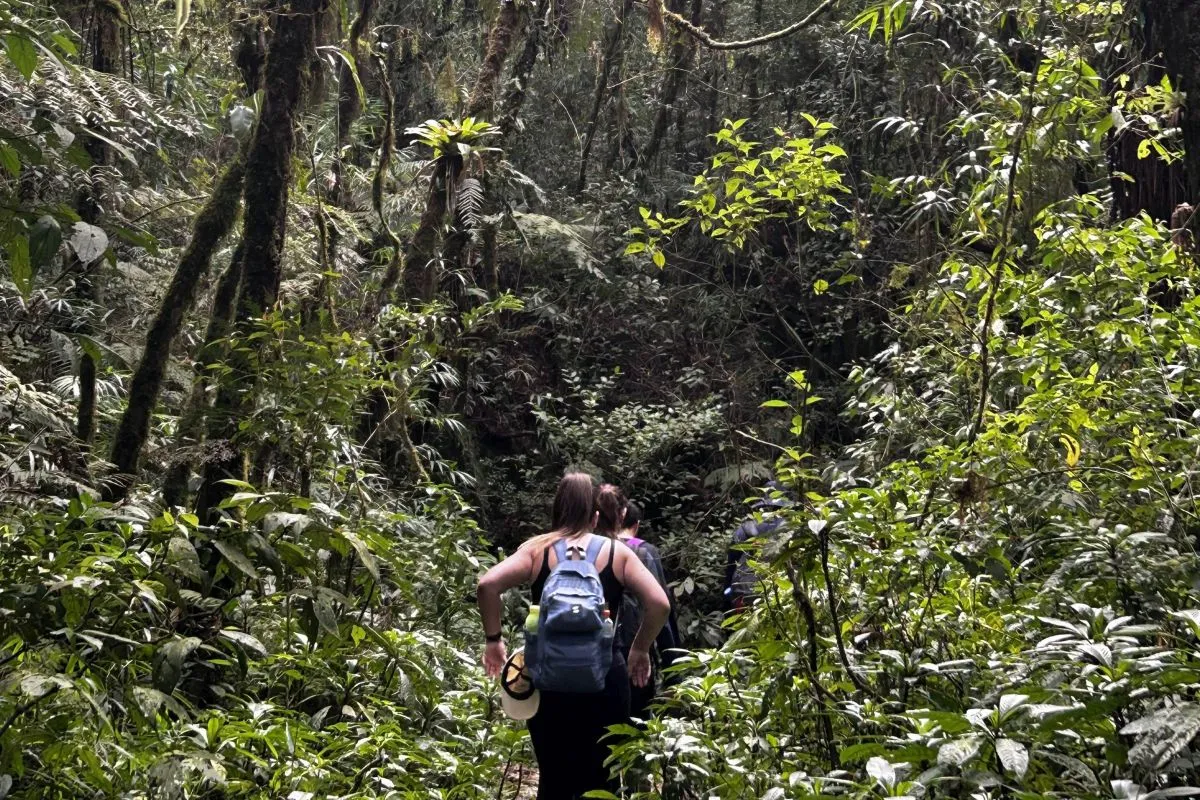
[614,499,682,721]
[477,474,670,800]
[723,482,792,612]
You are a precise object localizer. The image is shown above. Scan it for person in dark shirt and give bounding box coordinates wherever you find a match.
[723,482,792,612]
[614,500,682,721]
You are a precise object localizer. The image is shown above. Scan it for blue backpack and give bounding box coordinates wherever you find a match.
[527,536,614,693]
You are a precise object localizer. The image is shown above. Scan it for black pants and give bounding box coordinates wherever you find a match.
[528,653,630,800]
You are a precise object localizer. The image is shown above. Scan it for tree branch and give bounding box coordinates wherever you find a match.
[817,528,874,696]
[967,0,1046,447]
[658,0,837,50]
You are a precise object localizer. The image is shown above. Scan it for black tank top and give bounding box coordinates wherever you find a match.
[531,535,624,611]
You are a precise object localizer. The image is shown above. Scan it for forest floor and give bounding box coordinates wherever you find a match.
[500,761,539,799]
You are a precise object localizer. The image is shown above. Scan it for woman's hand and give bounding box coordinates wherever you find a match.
[483,640,508,678]
[628,646,652,687]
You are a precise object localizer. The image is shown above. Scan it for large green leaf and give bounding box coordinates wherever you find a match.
[0,143,19,178]
[995,738,1028,778]
[167,536,205,582]
[1124,703,1200,769]
[29,215,61,272]
[4,34,37,79]
[152,637,201,693]
[340,530,380,581]
[68,221,108,264]
[937,735,984,767]
[218,629,267,658]
[7,234,31,297]
[213,539,259,579]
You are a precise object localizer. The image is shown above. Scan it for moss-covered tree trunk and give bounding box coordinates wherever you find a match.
[496,5,547,143]
[466,0,521,120]
[637,0,701,172]
[576,0,634,192]
[699,0,726,157]
[161,243,246,507]
[234,10,267,95]
[602,1,637,173]
[329,0,378,245]
[742,0,765,124]
[402,156,463,302]
[194,0,325,521]
[402,0,518,302]
[105,157,246,499]
[158,24,268,508]
[550,0,571,56]
[441,2,542,278]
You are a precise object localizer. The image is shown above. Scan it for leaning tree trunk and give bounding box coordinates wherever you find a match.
[402,156,463,301]
[742,0,765,125]
[496,4,547,144]
[161,242,245,507]
[549,0,571,58]
[328,0,379,255]
[158,23,267,508]
[194,0,325,522]
[105,156,246,499]
[373,0,524,487]
[602,1,638,173]
[74,0,125,447]
[576,0,635,193]
[300,0,377,329]
[441,1,542,274]
[637,0,701,172]
[234,10,267,95]
[467,0,522,120]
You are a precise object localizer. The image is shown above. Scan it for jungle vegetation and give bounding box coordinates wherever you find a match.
[2,0,1200,797]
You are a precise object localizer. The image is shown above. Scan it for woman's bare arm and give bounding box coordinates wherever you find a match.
[478,548,536,634]
[477,547,536,676]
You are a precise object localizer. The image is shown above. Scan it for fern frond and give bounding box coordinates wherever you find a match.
[454,177,486,231]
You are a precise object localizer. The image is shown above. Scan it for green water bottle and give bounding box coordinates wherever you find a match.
[524,605,540,673]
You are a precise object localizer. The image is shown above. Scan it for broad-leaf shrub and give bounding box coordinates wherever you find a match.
[0,485,515,798]
[531,370,735,643]
[606,2,1200,796]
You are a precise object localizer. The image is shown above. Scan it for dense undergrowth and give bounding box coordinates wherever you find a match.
[3,0,1200,797]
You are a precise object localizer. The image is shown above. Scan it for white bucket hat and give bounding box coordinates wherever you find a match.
[500,647,540,720]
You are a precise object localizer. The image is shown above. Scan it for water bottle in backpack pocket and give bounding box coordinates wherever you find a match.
[529,536,614,693]
[523,604,540,676]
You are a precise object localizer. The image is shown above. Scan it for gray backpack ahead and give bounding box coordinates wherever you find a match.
[527,536,614,693]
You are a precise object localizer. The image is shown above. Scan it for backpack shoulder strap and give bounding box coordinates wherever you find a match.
[583,534,605,564]
[626,536,644,549]
[552,538,570,563]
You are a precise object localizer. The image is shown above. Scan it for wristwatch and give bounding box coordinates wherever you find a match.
[485,631,502,643]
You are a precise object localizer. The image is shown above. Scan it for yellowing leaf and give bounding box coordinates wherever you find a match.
[1059,434,1081,468]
